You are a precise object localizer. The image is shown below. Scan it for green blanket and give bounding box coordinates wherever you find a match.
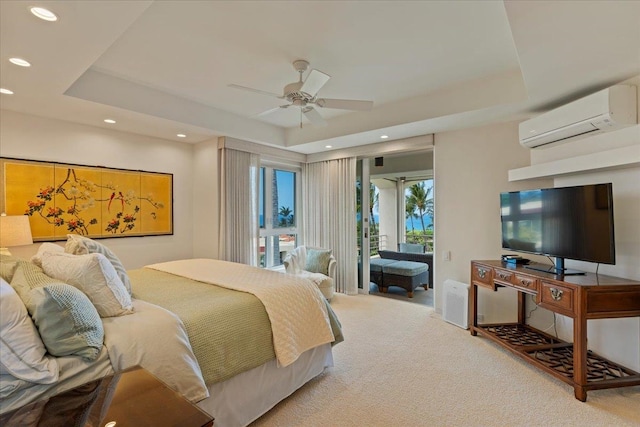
[128,268,342,385]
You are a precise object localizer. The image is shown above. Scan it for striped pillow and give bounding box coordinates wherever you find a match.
[65,235,131,296]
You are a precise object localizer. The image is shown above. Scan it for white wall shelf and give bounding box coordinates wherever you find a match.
[508,145,640,181]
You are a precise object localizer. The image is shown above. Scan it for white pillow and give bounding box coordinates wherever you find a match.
[65,234,132,296]
[41,252,133,318]
[0,279,59,384]
[30,242,64,268]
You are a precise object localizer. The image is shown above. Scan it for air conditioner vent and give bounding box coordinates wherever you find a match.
[519,85,637,149]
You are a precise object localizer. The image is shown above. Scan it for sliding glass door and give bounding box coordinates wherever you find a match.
[356,159,370,292]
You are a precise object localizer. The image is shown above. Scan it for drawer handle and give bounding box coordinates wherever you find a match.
[520,279,530,286]
[550,288,563,301]
[499,273,508,279]
[478,268,486,279]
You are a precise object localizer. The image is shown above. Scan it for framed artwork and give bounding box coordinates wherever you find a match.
[0,158,173,241]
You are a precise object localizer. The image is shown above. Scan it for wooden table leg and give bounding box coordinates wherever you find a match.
[517,291,526,325]
[573,314,588,401]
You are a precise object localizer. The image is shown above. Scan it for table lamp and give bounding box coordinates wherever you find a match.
[0,214,34,256]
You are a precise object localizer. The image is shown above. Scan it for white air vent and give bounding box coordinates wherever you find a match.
[442,279,469,329]
[519,85,637,149]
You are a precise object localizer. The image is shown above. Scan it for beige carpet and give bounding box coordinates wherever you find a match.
[251,294,640,426]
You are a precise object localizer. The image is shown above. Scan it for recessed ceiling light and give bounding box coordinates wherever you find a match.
[177,134,187,138]
[380,135,389,139]
[30,7,58,22]
[104,119,116,124]
[9,58,31,67]
[0,88,14,95]
[325,145,332,148]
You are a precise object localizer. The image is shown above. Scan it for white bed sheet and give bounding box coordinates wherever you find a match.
[0,347,113,415]
[197,343,333,427]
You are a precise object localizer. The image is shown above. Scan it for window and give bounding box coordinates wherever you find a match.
[404,179,434,251]
[259,166,299,268]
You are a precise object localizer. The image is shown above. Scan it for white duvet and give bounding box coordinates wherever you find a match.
[146,259,335,367]
[102,299,208,402]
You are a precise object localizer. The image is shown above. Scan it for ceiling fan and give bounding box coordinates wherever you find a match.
[229,59,374,128]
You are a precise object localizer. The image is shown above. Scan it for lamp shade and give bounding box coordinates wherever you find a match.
[0,215,34,247]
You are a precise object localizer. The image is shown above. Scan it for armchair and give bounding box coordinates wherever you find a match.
[283,246,336,301]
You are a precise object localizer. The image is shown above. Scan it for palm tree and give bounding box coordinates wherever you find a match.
[407,182,432,239]
[279,206,293,226]
[405,195,416,233]
[369,183,379,247]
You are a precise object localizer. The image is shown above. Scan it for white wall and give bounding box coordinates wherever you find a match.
[433,121,552,322]
[0,110,194,268]
[434,110,640,371]
[524,121,640,370]
[192,139,220,259]
[550,167,640,371]
[377,185,397,251]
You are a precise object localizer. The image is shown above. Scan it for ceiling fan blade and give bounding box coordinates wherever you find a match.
[315,98,374,111]
[300,69,330,97]
[255,105,290,117]
[228,84,282,98]
[302,107,328,127]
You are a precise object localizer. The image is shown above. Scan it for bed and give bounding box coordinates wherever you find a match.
[0,240,343,427]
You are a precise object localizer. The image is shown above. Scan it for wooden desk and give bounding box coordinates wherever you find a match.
[0,366,213,427]
[470,260,640,401]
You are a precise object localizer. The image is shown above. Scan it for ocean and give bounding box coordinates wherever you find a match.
[261,213,433,231]
[372,214,432,231]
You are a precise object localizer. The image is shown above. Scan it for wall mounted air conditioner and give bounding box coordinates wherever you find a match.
[519,85,637,149]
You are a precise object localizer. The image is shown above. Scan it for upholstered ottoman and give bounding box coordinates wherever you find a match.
[369,258,397,287]
[380,260,429,298]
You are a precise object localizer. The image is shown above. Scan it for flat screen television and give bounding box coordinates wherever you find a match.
[500,183,615,275]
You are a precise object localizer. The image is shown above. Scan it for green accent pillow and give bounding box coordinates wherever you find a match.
[9,261,64,306]
[0,254,21,283]
[10,261,104,361]
[306,249,332,275]
[26,284,104,361]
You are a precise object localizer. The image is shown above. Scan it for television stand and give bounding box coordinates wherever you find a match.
[470,260,640,401]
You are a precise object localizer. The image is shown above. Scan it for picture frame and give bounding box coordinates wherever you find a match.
[0,157,173,241]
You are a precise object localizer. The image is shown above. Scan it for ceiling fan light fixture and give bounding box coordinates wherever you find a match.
[292,98,306,107]
[229,59,373,127]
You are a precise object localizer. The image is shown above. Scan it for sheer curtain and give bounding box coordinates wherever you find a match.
[218,147,259,266]
[302,157,358,295]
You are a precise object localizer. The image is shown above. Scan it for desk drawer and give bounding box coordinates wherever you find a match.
[541,282,574,316]
[494,268,514,284]
[514,273,538,293]
[472,264,492,288]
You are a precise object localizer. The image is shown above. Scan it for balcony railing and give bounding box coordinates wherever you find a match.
[369,232,433,255]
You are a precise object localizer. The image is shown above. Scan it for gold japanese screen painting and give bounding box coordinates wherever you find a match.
[0,158,173,241]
